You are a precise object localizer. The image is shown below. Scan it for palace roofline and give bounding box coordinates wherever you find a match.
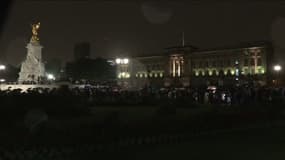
[194,41,272,53]
[132,41,272,58]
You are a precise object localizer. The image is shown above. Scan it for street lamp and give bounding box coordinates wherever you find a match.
[0,65,6,70]
[273,65,282,86]
[47,74,55,81]
[115,58,121,64]
[274,65,282,72]
[123,58,129,64]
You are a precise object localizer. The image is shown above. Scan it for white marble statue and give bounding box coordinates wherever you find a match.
[18,22,45,83]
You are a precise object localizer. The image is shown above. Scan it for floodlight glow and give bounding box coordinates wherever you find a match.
[261,69,265,74]
[115,58,121,64]
[231,70,235,75]
[0,79,5,82]
[47,74,55,80]
[0,65,6,70]
[123,58,129,64]
[274,65,282,71]
[209,70,212,76]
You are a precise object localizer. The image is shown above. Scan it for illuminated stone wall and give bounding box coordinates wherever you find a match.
[121,43,272,88]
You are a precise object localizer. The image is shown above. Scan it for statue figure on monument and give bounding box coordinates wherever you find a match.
[30,22,40,43]
[18,21,45,84]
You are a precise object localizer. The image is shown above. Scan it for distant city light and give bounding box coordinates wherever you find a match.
[274,65,282,72]
[0,65,6,70]
[47,74,55,80]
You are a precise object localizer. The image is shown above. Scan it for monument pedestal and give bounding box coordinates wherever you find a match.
[18,42,45,83]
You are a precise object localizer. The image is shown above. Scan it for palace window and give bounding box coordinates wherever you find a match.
[199,70,203,76]
[212,61,216,67]
[205,61,209,68]
[209,70,212,76]
[231,70,235,75]
[205,70,209,76]
[227,60,231,66]
[192,61,196,68]
[257,58,262,66]
[219,70,224,76]
[244,59,248,66]
[250,58,255,65]
[195,71,199,76]
[213,70,218,76]
[220,60,224,67]
[199,61,203,68]
[227,69,231,75]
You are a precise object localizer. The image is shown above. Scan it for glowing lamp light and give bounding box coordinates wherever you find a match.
[0,79,5,82]
[47,74,55,80]
[209,71,212,76]
[0,65,6,70]
[274,65,282,72]
[123,58,129,64]
[231,70,235,75]
[261,69,265,74]
[125,73,130,78]
[115,58,121,64]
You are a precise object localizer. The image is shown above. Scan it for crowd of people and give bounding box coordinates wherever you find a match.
[0,83,285,107]
[0,84,285,158]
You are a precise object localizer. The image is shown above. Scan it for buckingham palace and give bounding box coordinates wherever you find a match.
[115,41,274,88]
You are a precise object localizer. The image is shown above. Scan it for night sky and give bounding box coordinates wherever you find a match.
[1,0,285,66]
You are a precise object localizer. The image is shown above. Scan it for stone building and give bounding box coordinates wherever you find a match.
[116,41,274,88]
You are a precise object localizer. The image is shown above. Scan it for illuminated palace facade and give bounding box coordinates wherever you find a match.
[116,42,274,88]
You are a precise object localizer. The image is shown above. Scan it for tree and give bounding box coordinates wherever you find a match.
[65,57,116,81]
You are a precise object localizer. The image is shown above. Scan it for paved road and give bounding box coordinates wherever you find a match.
[91,127,285,160]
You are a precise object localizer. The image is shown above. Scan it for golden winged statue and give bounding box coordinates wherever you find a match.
[30,22,40,43]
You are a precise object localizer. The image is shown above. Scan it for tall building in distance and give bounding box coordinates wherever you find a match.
[115,41,274,88]
[74,42,91,60]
